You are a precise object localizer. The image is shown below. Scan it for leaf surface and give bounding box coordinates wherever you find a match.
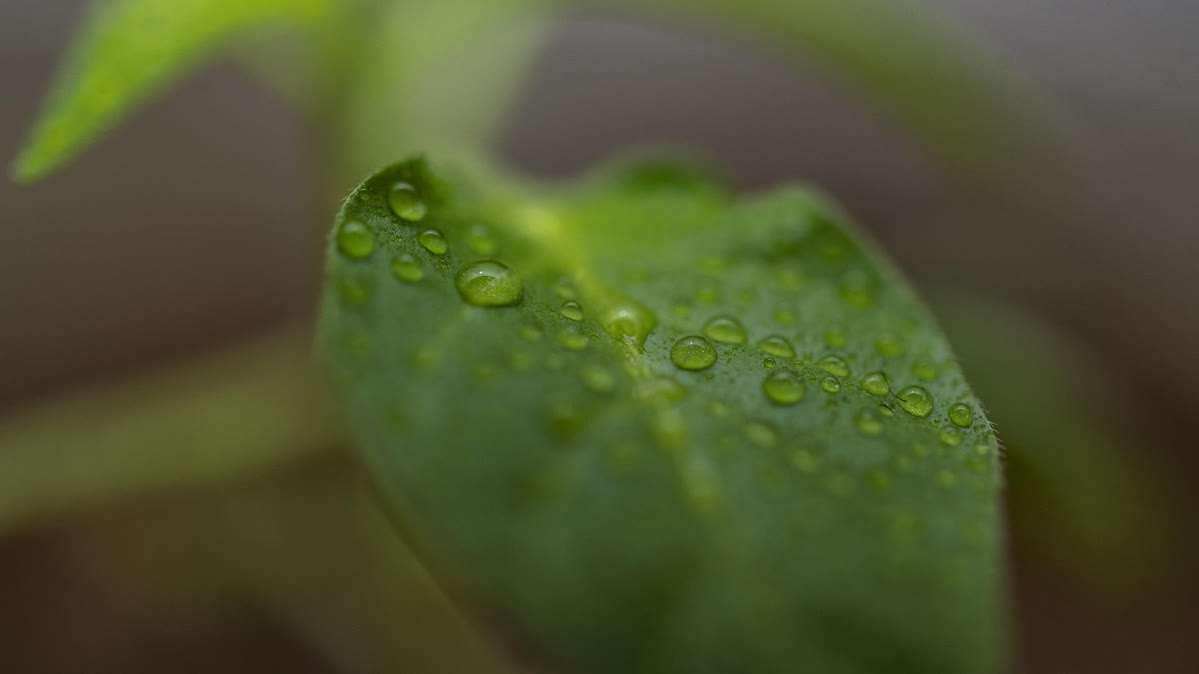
[319,157,1004,673]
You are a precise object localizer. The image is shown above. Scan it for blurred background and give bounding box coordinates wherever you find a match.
[1,0,1196,672]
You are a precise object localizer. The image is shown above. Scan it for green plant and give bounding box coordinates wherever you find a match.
[8,1,1060,672]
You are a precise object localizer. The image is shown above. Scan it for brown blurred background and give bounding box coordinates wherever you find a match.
[1,1,1196,672]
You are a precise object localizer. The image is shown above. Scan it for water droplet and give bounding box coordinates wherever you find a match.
[388,181,426,221]
[817,355,850,377]
[855,409,884,436]
[465,224,496,254]
[824,329,847,348]
[897,385,934,418]
[879,404,894,417]
[875,334,904,357]
[757,335,796,358]
[652,408,688,451]
[790,449,820,473]
[520,325,542,342]
[418,228,448,255]
[860,371,890,396]
[912,360,938,381]
[940,428,963,446]
[702,315,746,344]
[948,402,974,427]
[773,309,797,325]
[670,336,717,371]
[454,259,522,307]
[557,326,589,351]
[551,277,576,299]
[634,376,687,403]
[763,370,806,405]
[763,357,776,369]
[336,220,374,259]
[820,376,841,393]
[744,421,778,447]
[839,270,875,307]
[580,364,615,392]
[391,253,423,282]
[560,300,583,321]
[603,300,657,347]
[339,279,371,305]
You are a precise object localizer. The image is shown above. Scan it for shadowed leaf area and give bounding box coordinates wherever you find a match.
[318,156,1003,674]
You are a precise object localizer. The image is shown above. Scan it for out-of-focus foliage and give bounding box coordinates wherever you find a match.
[319,156,1004,673]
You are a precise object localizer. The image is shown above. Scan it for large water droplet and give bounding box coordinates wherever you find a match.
[855,409,884,436]
[757,335,796,358]
[560,300,583,321]
[860,371,890,396]
[948,402,974,427]
[818,355,850,377]
[454,260,522,307]
[603,300,657,347]
[418,228,448,255]
[391,253,423,282]
[388,181,427,221]
[703,315,747,344]
[670,336,717,371]
[336,220,374,259]
[897,385,934,418]
[763,370,806,405]
[557,326,589,351]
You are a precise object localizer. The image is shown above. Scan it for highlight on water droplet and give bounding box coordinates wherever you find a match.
[948,402,974,427]
[670,335,717,371]
[388,181,427,221]
[757,335,796,358]
[391,253,423,282]
[702,314,747,344]
[454,259,522,307]
[820,376,841,393]
[912,360,938,381]
[557,326,589,351]
[860,371,890,396]
[418,228,448,255]
[855,409,884,436]
[817,355,850,377]
[336,220,374,259]
[560,300,584,321]
[763,370,806,406]
[465,224,496,254]
[897,385,934,418]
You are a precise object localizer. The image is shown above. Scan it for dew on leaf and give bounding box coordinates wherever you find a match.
[418,228,448,255]
[388,181,427,221]
[821,376,841,393]
[634,376,687,403]
[551,277,576,299]
[336,220,374,259]
[879,404,895,417]
[745,421,778,448]
[875,334,904,357]
[695,287,719,304]
[652,408,688,451]
[773,309,797,326]
[703,314,747,344]
[560,300,584,321]
[912,360,938,381]
[897,385,934,418]
[790,449,820,473]
[580,364,615,392]
[940,428,963,447]
[757,335,796,358]
[818,355,850,377]
[763,357,776,369]
[339,279,371,305]
[557,326,589,351]
[520,325,542,342]
[763,370,806,405]
[860,371,890,396]
[670,336,717,371]
[390,253,423,282]
[465,224,496,254]
[454,259,522,307]
[824,329,847,348]
[603,301,657,346]
[855,409,885,436]
[948,403,974,427]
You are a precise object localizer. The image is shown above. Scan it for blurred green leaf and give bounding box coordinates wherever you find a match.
[11,0,338,183]
[0,327,340,533]
[319,156,1004,673]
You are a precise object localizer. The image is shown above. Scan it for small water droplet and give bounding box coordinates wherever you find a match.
[557,326,589,351]
[560,300,583,321]
[418,228,448,255]
[757,335,796,358]
[336,220,374,259]
[744,420,778,447]
[551,277,576,299]
[580,364,615,392]
[855,409,885,436]
[763,370,806,405]
[520,325,542,342]
[763,357,776,369]
[670,336,717,371]
[465,224,496,254]
[454,259,522,307]
[818,355,850,377]
[879,404,894,417]
[388,181,427,221]
[702,314,746,344]
[940,428,963,446]
[875,334,904,357]
[820,376,841,393]
[912,360,938,381]
[860,371,890,396]
[948,402,974,427]
[824,329,847,348]
[390,253,423,282]
[897,385,934,418]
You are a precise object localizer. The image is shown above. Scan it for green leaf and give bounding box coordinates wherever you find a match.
[318,156,1004,673]
[11,0,337,183]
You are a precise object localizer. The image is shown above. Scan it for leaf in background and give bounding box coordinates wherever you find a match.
[11,0,337,184]
[319,156,1005,673]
